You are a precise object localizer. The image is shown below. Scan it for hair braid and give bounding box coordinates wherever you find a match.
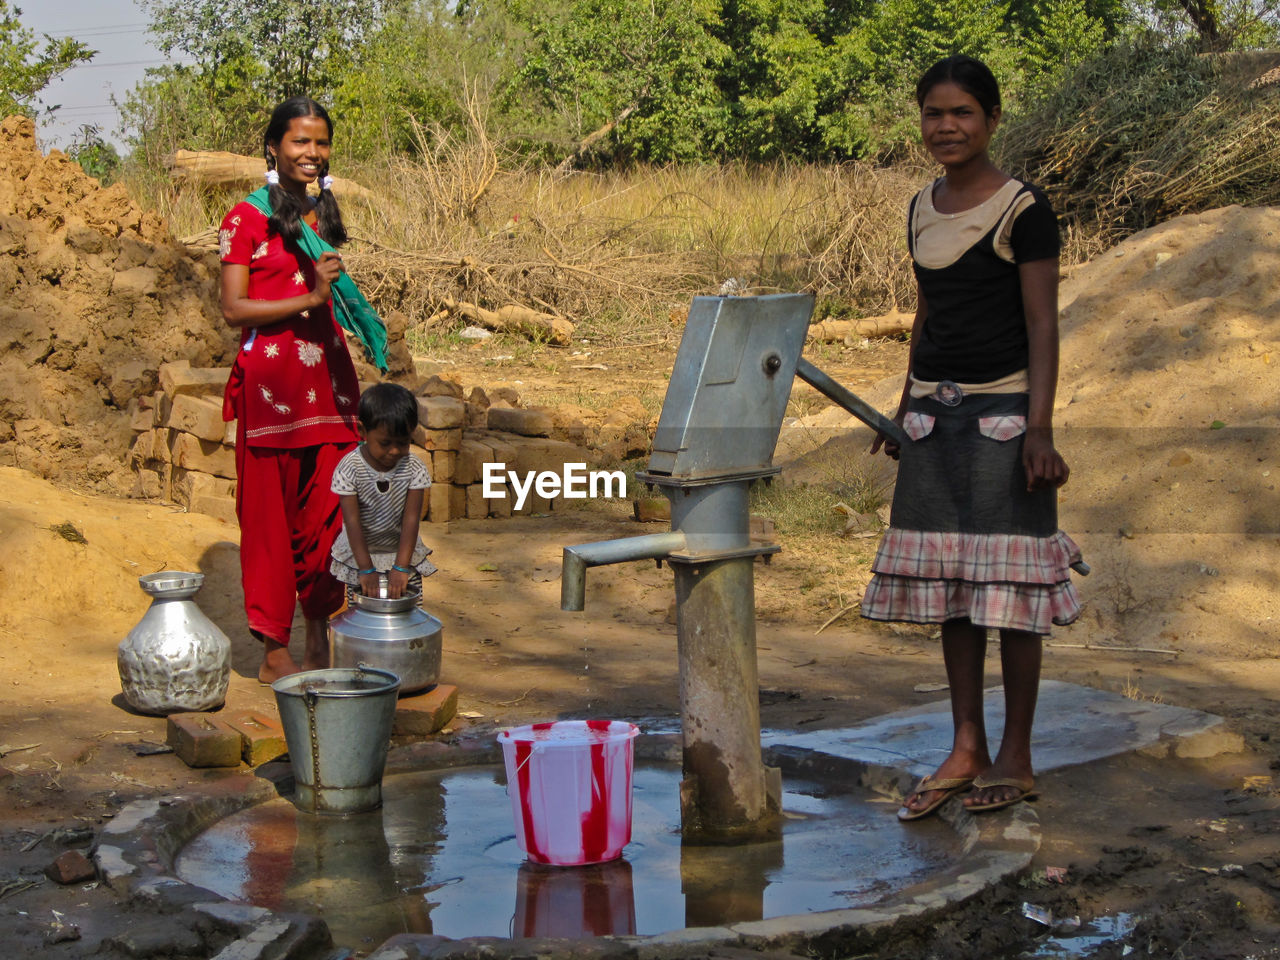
[313,158,348,247]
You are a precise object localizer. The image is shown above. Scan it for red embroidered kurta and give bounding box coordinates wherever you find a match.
[219,202,360,448]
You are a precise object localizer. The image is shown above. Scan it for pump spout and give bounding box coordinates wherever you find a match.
[561,532,688,611]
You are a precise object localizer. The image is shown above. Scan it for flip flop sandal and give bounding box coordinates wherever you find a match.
[897,775,974,822]
[965,775,1038,813]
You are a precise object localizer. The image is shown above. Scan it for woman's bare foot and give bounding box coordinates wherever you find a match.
[258,637,300,684]
[300,617,330,672]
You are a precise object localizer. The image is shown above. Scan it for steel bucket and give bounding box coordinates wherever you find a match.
[271,666,401,815]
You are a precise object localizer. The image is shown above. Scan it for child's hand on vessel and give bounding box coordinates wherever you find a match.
[386,567,410,599]
[1022,429,1069,491]
[358,569,381,597]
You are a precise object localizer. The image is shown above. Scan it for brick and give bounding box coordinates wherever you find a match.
[412,426,462,451]
[223,711,288,766]
[167,393,226,442]
[426,483,454,523]
[166,713,242,768]
[172,469,236,509]
[465,484,488,519]
[131,467,165,500]
[415,374,463,399]
[129,400,155,432]
[417,395,465,429]
[633,497,670,523]
[45,849,95,885]
[511,437,590,475]
[487,406,552,437]
[464,401,487,428]
[455,438,494,486]
[128,432,151,467]
[152,390,172,427]
[431,450,456,484]
[449,484,466,519]
[159,359,230,399]
[467,386,490,408]
[750,514,776,544]
[190,493,237,524]
[169,432,236,480]
[393,684,457,736]
[473,434,518,468]
[488,487,513,518]
[489,386,520,406]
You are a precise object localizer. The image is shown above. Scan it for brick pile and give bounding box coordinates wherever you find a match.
[128,367,652,523]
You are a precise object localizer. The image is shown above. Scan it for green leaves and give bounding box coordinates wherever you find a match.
[0,1,94,118]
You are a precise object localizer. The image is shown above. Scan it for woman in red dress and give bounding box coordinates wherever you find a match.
[219,97,361,683]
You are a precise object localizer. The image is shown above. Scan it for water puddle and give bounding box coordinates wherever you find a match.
[1022,913,1138,957]
[176,763,963,950]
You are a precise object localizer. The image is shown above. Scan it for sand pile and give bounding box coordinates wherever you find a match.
[0,116,237,493]
[781,203,1279,658]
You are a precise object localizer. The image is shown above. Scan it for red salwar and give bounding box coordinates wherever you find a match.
[233,432,351,644]
[220,201,361,646]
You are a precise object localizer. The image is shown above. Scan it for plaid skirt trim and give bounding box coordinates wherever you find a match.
[869,528,1082,585]
[861,575,1081,634]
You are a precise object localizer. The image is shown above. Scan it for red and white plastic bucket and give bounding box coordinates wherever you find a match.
[497,720,640,866]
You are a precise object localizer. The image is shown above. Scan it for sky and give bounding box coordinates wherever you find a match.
[18,0,180,150]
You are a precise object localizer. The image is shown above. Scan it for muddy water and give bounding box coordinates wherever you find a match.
[176,763,962,950]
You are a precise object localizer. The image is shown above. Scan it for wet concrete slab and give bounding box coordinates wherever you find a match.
[763,680,1243,779]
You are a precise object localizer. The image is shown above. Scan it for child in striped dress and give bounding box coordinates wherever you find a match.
[330,383,437,599]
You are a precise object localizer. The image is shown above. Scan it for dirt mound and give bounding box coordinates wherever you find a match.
[0,116,236,493]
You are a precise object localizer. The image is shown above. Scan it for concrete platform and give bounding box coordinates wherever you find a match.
[764,679,1244,778]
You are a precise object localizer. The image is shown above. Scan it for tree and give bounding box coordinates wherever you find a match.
[123,0,392,157]
[0,1,93,118]
[509,0,729,164]
[140,0,387,101]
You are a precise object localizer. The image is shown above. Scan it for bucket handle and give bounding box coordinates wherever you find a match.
[504,740,543,795]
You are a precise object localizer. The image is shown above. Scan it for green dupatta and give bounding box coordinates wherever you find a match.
[244,187,388,373]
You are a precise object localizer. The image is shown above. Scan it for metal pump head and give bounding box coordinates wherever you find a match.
[647,293,813,479]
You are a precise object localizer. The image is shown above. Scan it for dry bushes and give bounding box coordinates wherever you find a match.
[338,152,928,346]
[999,40,1280,254]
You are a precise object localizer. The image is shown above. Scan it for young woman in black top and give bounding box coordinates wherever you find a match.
[865,56,1083,820]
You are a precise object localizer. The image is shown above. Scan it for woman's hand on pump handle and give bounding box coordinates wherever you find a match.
[869,413,905,460]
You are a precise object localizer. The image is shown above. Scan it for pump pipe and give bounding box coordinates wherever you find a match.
[561,532,688,612]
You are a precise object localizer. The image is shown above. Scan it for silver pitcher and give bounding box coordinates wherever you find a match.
[329,591,443,694]
[117,572,231,715]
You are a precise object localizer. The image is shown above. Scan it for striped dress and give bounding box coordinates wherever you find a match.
[330,447,436,595]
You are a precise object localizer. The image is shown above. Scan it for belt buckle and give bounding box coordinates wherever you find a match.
[934,380,963,407]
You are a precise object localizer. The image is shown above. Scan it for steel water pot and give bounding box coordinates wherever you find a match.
[329,591,443,694]
[117,572,231,715]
